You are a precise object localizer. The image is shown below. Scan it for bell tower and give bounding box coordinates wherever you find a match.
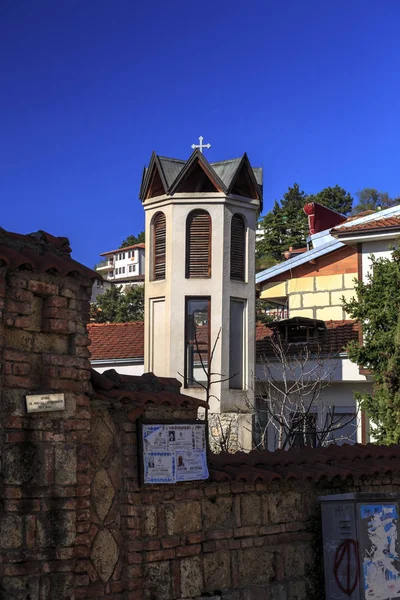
[139,148,262,450]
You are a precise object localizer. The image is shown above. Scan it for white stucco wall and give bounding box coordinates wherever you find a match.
[362,239,395,282]
[143,191,259,417]
[91,361,144,376]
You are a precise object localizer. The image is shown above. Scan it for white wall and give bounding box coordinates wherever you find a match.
[362,239,395,282]
[91,361,144,376]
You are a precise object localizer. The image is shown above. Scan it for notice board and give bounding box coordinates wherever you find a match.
[139,422,209,484]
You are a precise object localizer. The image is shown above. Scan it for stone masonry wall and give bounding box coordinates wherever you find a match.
[0,266,93,600]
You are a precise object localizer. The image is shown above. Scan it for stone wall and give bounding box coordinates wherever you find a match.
[0,265,93,600]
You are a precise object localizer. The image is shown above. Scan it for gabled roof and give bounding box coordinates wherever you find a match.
[88,322,144,360]
[100,243,145,257]
[139,149,263,208]
[256,237,343,284]
[0,227,98,281]
[331,204,400,236]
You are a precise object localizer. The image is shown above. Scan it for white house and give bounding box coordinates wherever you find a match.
[95,243,145,290]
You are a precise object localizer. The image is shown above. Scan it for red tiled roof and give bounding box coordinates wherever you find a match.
[91,369,207,410]
[256,320,360,358]
[100,243,145,256]
[332,215,400,235]
[0,228,98,281]
[209,443,400,483]
[87,322,144,360]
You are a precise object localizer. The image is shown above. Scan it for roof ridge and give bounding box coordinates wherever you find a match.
[157,156,186,163]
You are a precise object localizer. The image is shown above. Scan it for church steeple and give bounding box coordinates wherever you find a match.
[140,149,262,450]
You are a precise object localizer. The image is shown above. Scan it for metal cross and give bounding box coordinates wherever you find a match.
[191,136,211,153]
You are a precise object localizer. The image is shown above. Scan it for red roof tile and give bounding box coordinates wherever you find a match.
[91,369,207,410]
[332,215,400,235]
[100,243,145,256]
[209,443,400,483]
[0,228,98,280]
[88,322,144,360]
[256,320,360,358]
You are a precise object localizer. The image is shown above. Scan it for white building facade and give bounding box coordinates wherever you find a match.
[96,243,145,290]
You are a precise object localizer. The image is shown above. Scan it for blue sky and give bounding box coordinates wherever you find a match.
[1,0,400,267]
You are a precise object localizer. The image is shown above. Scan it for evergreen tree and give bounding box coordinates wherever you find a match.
[120,231,145,248]
[256,184,308,264]
[90,285,144,323]
[352,188,398,214]
[308,185,353,215]
[343,251,400,443]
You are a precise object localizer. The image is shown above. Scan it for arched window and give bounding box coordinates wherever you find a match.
[152,212,166,280]
[186,210,211,278]
[230,214,246,281]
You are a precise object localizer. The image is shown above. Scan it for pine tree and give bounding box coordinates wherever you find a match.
[308,185,353,215]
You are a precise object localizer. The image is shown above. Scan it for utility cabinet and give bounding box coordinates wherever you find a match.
[320,492,400,600]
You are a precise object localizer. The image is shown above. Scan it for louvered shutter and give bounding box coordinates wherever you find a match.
[186,210,211,278]
[230,214,245,281]
[153,212,166,280]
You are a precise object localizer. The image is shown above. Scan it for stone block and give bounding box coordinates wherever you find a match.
[287,580,306,600]
[344,273,357,288]
[316,306,343,320]
[260,281,287,299]
[331,289,355,305]
[266,492,303,524]
[0,515,23,549]
[288,294,302,310]
[55,445,76,485]
[180,556,203,598]
[165,502,202,535]
[49,574,74,600]
[315,274,343,291]
[203,550,231,591]
[4,328,33,351]
[32,332,68,354]
[92,467,115,521]
[143,506,158,536]
[1,389,26,416]
[269,583,288,600]
[302,291,329,308]
[92,417,114,462]
[241,585,271,600]
[3,444,42,485]
[287,278,314,293]
[91,529,119,582]
[241,494,261,526]
[37,511,75,547]
[144,561,171,599]
[238,546,274,586]
[202,496,233,529]
[283,546,307,579]
[1,576,39,600]
[289,308,314,319]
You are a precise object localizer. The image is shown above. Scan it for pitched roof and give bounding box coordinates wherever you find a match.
[100,243,145,256]
[331,204,400,236]
[332,215,400,235]
[91,369,207,410]
[140,149,263,208]
[209,443,400,483]
[88,322,144,360]
[0,227,98,281]
[255,320,360,358]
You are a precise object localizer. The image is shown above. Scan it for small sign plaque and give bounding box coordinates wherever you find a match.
[26,393,65,413]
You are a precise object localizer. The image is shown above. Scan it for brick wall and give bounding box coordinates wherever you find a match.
[0,266,93,600]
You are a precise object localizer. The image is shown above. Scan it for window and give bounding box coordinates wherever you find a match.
[123,253,126,259]
[129,265,132,272]
[128,251,131,258]
[185,298,210,387]
[186,210,211,278]
[229,299,246,389]
[152,212,166,280]
[122,267,125,273]
[230,214,246,281]
[290,413,317,448]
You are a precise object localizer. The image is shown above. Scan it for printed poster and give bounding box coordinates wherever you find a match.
[360,504,400,599]
[142,423,209,484]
